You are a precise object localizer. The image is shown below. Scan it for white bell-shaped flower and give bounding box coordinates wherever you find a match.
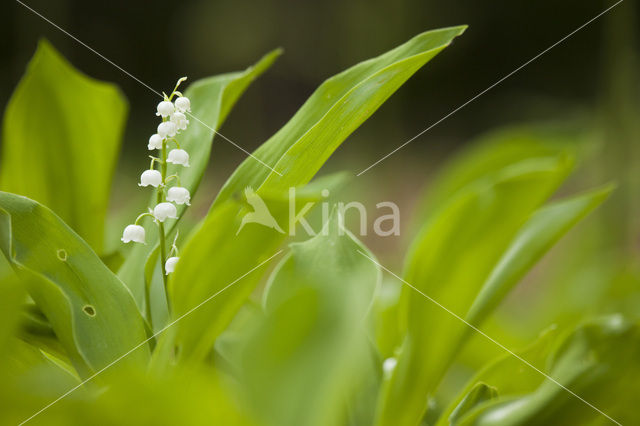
[167,186,191,205]
[139,169,162,187]
[167,149,190,167]
[175,96,191,113]
[121,224,146,244]
[157,121,177,138]
[156,101,175,117]
[165,256,179,274]
[153,202,178,222]
[148,134,163,150]
[170,112,189,131]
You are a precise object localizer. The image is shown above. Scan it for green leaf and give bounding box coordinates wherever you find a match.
[0,192,149,377]
[117,49,282,307]
[1,39,127,253]
[449,383,498,425]
[240,210,380,426]
[376,156,573,426]
[214,26,466,205]
[457,316,640,425]
[164,173,349,363]
[466,184,614,325]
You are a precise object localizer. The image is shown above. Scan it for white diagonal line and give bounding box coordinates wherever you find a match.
[185,112,282,175]
[18,250,283,425]
[356,250,622,426]
[356,0,624,176]
[15,0,282,177]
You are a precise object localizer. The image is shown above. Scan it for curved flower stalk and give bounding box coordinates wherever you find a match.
[121,77,192,302]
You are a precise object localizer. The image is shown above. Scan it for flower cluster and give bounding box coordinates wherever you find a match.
[121,78,192,276]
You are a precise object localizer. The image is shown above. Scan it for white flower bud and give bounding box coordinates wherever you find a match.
[165,256,179,274]
[157,121,177,138]
[175,97,191,113]
[166,186,191,205]
[121,224,146,244]
[153,202,178,222]
[382,357,397,376]
[148,134,163,150]
[156,101,175,117]
[139,169,162,187]
[170,112,189,131]
[167,149,190,167]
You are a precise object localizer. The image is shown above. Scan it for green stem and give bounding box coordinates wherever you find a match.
[134,212,153,225]
[157,119,171,315]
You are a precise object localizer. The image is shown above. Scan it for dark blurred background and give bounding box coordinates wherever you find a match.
[4,0,637,165]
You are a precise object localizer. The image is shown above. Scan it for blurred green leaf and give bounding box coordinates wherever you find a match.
[457,316,640,425]
[377,156,573,426]
[0,192,149,377]
[240,210,380,426]
[117,49,282,308]
[1,40,127,254]
[372,278,403,360]
[413,126,575,222]
[466,185,614,325]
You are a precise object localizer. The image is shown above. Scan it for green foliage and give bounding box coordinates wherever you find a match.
[0,192,148,377]
[166,26,465,362]
[374,134,614,426]
[436,326,560,426]
[1,40,127,254]
[454,316,640,425]
[165,173,348,362]
[1,29,634,426]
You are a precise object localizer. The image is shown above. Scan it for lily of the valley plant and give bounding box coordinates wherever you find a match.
[122,78,192,286]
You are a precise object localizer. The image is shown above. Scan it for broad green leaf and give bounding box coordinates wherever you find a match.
[0,192,149,377]
[1,40,127,253]
[214,26,466,205]
[240,210,380,426]
[164,173,349,363]
[466,185,614,325]
[117,49,282,308]
[457,316,640,425]
[376,156,573,426]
